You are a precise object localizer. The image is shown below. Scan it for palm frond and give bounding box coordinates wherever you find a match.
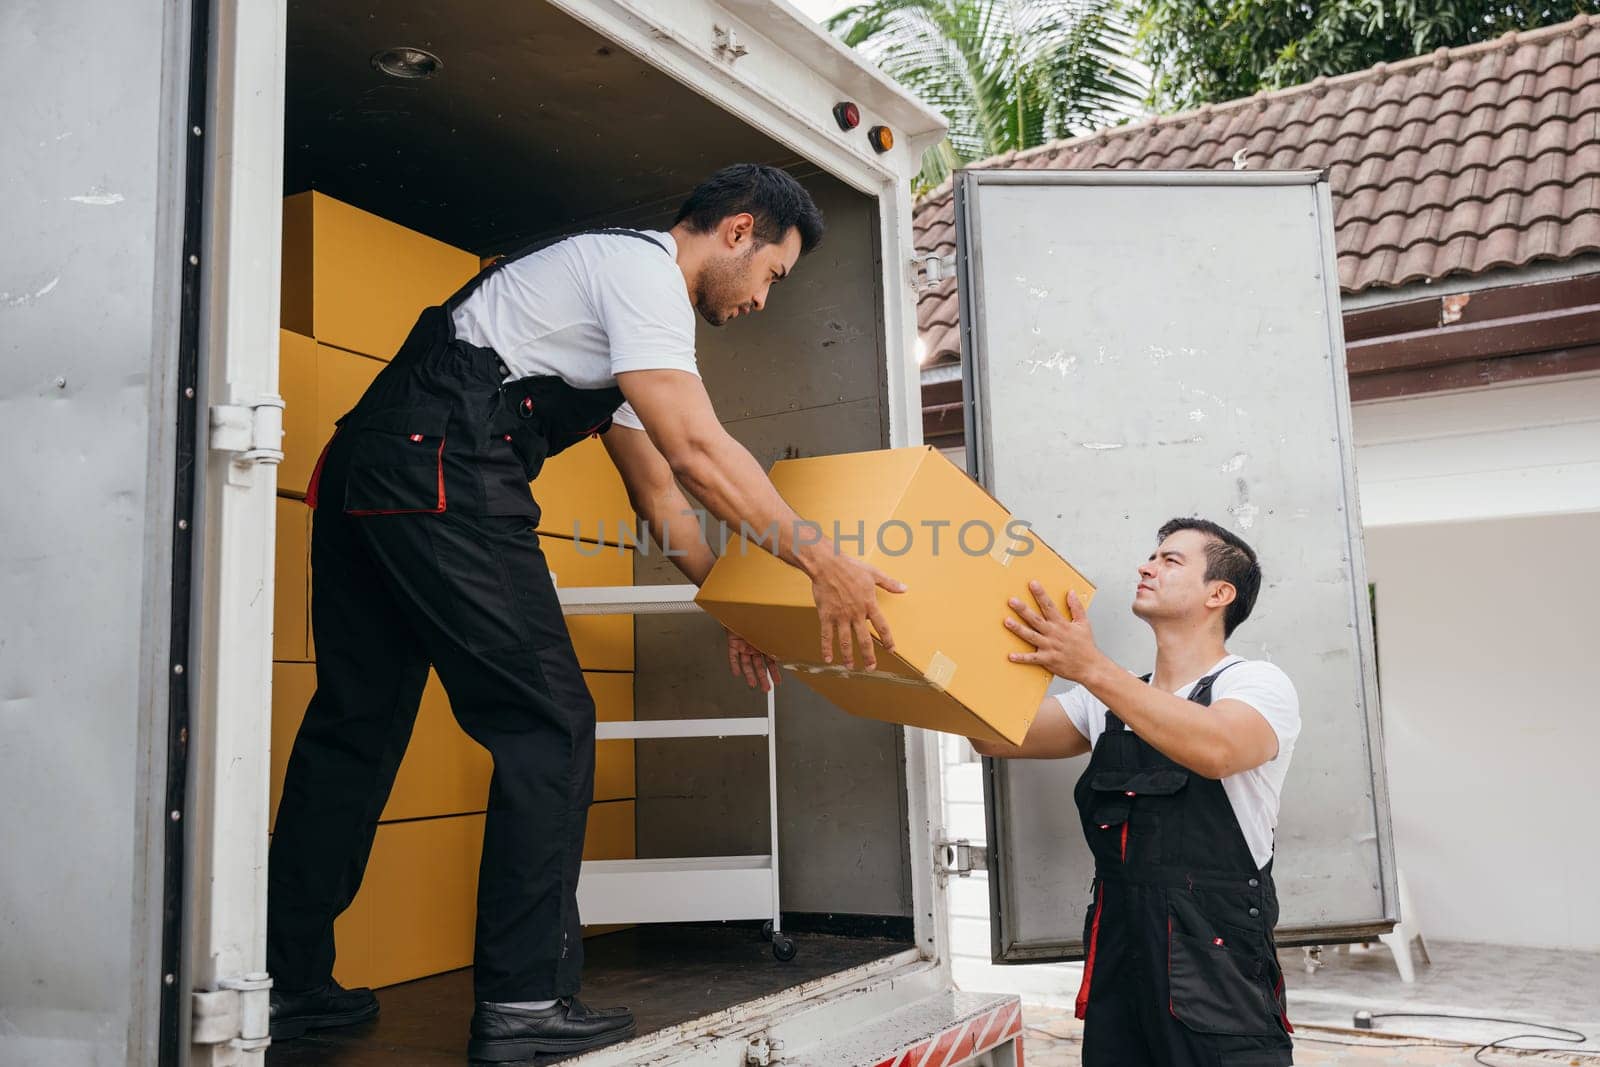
[827,0,1146,184]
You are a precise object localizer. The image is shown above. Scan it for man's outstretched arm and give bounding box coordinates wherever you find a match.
[969,697,1092,760]
[1006,583,1278,779]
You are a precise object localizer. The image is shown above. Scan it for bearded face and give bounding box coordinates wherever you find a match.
[695,243,760,326]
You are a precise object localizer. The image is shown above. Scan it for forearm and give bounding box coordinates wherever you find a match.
[970,697,1090,760]
[1079,660,1234,778]
[630,479,717,585]
[668,430,827,576]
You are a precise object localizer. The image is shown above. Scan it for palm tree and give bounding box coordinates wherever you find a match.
[828,0,1144,193]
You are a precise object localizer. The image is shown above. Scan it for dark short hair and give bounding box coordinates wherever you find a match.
[674,164,825,255]
[1156,518,1262,638]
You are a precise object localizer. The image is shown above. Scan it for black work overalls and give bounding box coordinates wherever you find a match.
[267,230,667,1004]
[1073,665,1295,1066]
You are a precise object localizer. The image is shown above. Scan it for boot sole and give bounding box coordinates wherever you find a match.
[469,1021,637,1062]
[270,1000,380,1041]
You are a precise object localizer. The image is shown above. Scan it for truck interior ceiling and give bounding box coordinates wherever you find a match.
[272,0,912,1060]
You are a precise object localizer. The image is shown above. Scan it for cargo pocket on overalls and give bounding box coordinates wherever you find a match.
[342,409,449,515]
[1167,895,1280,1036]
[1087,768,1188,860]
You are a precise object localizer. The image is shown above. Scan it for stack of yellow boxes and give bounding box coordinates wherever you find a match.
[271,193,639,989]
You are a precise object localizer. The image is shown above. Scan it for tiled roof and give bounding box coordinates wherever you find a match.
[915,14,1600,362]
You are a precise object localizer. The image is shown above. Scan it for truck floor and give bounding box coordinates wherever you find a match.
[265,923,910,1064]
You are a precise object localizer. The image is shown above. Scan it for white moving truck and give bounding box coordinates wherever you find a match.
[1,1,1396,1064]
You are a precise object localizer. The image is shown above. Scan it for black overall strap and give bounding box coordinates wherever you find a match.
[1105,661,1243,732]
[443,227,670,316]
[1187,659,1243,706]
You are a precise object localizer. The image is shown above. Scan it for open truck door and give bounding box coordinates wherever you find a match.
[954,170,1399,961]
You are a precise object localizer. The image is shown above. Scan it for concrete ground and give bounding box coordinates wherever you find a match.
[1018,1002,1600,1066]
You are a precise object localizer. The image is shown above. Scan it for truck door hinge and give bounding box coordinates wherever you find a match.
[713,25,749,62]
[936,837,988,879]
[746,1035,785,1064]
[210,396,286,466]
[191,972,273,1051]
[909,253,956,292]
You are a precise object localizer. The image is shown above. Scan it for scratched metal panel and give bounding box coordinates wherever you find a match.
[0,0,187,1060]
[632,173,911,917]
[958,171,1395,960]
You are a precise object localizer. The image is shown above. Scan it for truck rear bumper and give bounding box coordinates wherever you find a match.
[554,950,1020,1067]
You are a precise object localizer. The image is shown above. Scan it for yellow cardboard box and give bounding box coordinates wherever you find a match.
[278,330,319,494]
[315,343,384,453]
[273,498,310,662]
[534,435,635,547]
[282,191,479,361]
[269,662,317,830]
[544,536,635,671]
[335,814,483,989]
[382,671,492,822]
[589,672,636,803]
[584,799,636,861]
[695,447,1095,746]
[333,802,637,988]
[273,665,632,826]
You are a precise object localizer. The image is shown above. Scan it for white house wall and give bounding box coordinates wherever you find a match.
[1365,513,1600,949]
[1351,374,1600,528]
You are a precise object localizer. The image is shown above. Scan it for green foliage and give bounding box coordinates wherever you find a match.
[1134,0,1594,111]
[828,0,1145,193]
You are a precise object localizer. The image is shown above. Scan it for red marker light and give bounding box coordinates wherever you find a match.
[832,101,861,131]
[867,125,894,153]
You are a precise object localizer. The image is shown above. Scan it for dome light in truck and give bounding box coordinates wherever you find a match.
[370,46,443,80]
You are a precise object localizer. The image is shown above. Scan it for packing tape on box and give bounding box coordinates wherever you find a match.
[991,537,1016,567]
[925,651,957,689]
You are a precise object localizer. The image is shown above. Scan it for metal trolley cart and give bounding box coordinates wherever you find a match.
[559,584,795,961]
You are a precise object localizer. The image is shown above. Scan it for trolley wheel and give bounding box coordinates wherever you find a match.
[761,920,774,941]
[772,934,797,962]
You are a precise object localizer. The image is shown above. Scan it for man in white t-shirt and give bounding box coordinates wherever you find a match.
[973,518,1299,1067]
[269,166,904,1059]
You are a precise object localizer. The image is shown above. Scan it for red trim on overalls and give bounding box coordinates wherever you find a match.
[1276,973,1295,1033]
[1074,882,1106,1020]
[303,431,337,509]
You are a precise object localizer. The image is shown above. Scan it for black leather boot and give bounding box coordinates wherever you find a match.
[468,997,636,1061]
[268,981,379,1040]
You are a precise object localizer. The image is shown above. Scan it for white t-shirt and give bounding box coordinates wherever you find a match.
[449,229,697,431]
[1055,655,1300,868]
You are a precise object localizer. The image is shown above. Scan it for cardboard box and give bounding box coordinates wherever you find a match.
[330,860,376,989]
[315,343,384,453]
[695,447,1096,746]
[273,499,310,662]
[590,672,636,803]
[278,330,319,494]
[333,803,637,988]
[382,671,492,822]
[275,665,632,825]
[534,435,636,547]
[584,800,636,861]
[544,536,635,670]
[269,662,317,830]
[338,814,484,989]
[282,191,480,361]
